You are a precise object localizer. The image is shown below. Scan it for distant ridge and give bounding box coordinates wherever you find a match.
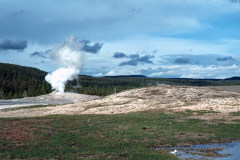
[225,77,240,80]
[104,75,146,78]
[79,75,93,78]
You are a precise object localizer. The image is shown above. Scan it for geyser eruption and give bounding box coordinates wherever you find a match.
[45,36,84,92]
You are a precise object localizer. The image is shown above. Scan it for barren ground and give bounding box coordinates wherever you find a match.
[209,85,240,94]
[0,91,99,110]
[1,86,240,121]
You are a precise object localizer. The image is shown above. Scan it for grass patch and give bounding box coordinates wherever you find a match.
[232,119,240,122]
[230,111,240,116]
[0,110,240,159]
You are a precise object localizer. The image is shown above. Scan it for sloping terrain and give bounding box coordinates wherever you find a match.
[1,86,240,118]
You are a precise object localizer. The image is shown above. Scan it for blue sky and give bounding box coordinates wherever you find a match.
[1,0,240,78]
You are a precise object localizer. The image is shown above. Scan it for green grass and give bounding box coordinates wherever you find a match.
[230,111,240,116]
[232,119,240,122]
[0,110,240,159]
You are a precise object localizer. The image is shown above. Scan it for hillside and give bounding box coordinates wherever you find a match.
[0,63,51,99]
[2,85,240,118]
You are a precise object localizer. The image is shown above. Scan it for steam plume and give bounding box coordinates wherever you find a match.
[45,36,84,92]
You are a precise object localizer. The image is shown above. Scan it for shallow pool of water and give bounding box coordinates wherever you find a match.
[158,141,240,160]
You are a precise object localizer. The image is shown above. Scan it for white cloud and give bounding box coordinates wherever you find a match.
[105,69,142,76]
[80,36,240,78]
[149,64,240,79]
[101,63,240,79]
[94,73,103,77]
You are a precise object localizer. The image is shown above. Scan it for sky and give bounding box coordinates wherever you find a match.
[1,0,240,79]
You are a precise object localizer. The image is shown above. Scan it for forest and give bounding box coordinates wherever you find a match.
[1,62,240,99]
[0,63,51,99]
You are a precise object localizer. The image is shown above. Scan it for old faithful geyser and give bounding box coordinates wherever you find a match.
[45,36,84,92]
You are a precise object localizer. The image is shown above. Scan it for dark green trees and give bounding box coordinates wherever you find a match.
[0,63,51,99]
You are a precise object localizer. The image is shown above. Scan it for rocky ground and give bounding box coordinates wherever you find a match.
[1,86,240,121]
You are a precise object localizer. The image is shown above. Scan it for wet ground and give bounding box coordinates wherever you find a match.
[159,141,240,160]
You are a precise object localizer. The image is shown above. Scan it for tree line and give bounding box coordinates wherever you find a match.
[0,63,51,99]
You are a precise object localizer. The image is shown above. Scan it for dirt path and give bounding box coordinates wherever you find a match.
[1,86,240,118]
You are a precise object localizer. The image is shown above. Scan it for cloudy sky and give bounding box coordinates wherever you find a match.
[1,0,240,79]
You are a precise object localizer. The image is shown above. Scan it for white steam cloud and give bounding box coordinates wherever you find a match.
[45,36,85,92]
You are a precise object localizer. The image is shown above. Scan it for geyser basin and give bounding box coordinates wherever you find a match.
[0,92,100,110]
